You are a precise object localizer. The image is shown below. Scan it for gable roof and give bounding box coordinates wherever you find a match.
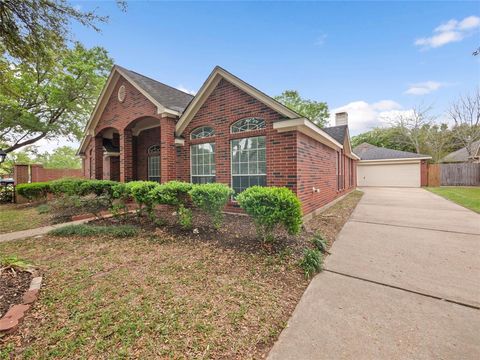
[116,66,193,113]
[77,65,193,155]
[441,140,480,163]
[175,66,302,135]
[353,143,431,161]
[322,125,348,144]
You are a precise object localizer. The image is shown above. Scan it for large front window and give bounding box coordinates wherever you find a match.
[191,143,216,184]
[231,136,266,194]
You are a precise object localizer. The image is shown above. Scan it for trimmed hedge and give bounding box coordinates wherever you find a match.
[16,182,50,200]
[189,183,233,228]
[78,180,118,197]
[236,186,302,242]
[150,181,193,207]
[48,178,87,195]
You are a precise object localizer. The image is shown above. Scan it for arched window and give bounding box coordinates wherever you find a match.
[190,126,215,140]
[231,118,266,133]
[147,145,160,182]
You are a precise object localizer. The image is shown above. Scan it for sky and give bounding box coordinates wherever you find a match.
[39,0,480,152]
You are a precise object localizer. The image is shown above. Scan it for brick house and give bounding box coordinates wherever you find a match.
[78,65,359,216]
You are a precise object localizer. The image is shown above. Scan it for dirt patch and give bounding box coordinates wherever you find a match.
[0,271,32,318]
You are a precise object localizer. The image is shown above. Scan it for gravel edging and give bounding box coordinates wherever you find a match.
[0,273,42,334]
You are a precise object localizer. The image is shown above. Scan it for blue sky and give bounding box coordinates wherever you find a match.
[41,1,480,150]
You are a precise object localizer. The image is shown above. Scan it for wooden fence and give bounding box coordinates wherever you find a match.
[427,163,480,186]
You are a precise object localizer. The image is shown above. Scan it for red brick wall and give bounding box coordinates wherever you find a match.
[420,160,428,187]
[177,78,297,211]
[297,133,356,215]
[14,164,83,185]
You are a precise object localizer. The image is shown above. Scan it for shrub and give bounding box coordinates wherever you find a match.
[150,181,193,207]
[48,194,111,222]
[49,224,138,238]
[111,183,131,217]
[189,183,233,228]
[236,186,303,242]
[178,204,193,230]
[16,182,50,200]
[78,180,118,197]
[311,233,328,253]
[48,178,87,196]
[299,249,323,279]
[125,181,159,219]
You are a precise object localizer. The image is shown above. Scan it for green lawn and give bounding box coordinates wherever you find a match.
[0,204,50,234]
[426,187,480,213]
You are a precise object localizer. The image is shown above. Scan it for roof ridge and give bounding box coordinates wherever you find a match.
[116,65,194,98]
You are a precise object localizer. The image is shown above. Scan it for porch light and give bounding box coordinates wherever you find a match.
[0,149,6,164]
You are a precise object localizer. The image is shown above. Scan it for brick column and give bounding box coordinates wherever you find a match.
[160,115,177,182]
[93,136,104,180]
[120,129,133,182]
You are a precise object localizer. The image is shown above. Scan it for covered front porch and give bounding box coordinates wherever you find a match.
[91,115,178,183]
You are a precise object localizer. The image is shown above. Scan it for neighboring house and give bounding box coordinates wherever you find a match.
[441,140,480,164]
[77,65,358,215]
[353,143,431,187]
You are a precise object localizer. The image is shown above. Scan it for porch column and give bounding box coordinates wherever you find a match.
[120,129,133,182]
[160,115,177,182]
[93,135,103,180]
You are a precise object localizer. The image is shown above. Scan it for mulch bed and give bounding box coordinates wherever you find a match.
[0,272,32,319]
[92,190,364,260]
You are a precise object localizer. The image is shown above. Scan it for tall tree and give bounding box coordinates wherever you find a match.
[274,90,329,127]
[422,123,455,163]
[351,127,415,152]
[0,0,126,60]
[0,42,113,154]
[449,89,480,157]
[37,146,81,169]
[385,104,434,154]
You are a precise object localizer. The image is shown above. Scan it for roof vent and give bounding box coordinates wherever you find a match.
[335,112,348,126]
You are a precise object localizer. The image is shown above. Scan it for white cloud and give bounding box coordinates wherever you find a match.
[176,85,196,95]
[415,15,480,49]
[329,100,403,134]
[404,81,444,95]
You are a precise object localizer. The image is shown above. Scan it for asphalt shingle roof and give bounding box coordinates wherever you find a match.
[441,140,480,163]
[117,66,194,112]
[353,143,430,160]
[322,125,347,144]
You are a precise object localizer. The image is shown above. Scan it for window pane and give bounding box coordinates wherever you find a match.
[231,118,266,133]
[191,126,215,139]
[191,143,215,184]
[231,136,266,194]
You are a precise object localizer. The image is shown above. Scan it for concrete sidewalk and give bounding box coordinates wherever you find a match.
[269,187,480,359]
[0,218,91,243]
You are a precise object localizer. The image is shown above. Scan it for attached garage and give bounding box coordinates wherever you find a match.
[353,143,431,188]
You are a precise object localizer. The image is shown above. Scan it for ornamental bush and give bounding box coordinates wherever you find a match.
[124,181,159,219]
[16,182,50,200]
[48,178,87,196]
[189,183,233,228]
[78,180,118,197]
[236,186,303,242]
[299,249,323,279]
[150,181,193,207]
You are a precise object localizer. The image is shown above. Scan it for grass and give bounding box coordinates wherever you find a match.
[49,224,138,238]
[0,232,307,359]
[0,204,50,234]
[426,186,480,213]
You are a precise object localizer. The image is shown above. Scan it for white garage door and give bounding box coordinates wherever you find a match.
[357,162,421,187]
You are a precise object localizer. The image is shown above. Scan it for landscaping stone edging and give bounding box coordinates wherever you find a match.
[0,274,42,334]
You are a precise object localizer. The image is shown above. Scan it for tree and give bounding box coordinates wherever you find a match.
[37,146,81,169]
[0,42,113,154]
[383,104,434,154]
[274,90,329,127]
[449,89,480,157]
[0,146,37,176]
[0,0,126,60]
[422,123,455,163]
[351,127,415,152]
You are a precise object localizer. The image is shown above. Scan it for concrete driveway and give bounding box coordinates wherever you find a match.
[268,188,480,360]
